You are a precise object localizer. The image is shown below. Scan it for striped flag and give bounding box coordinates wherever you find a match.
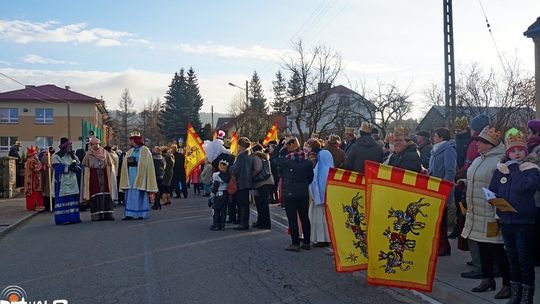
[262,122,278,146]
[185,123,206,179]
[230,131,238,156]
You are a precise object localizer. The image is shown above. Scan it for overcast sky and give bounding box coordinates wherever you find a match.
[0,0,538,118]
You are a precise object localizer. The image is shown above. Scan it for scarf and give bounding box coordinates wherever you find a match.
[286,149,306,161]
[527,136,540,153]
[87,146,107,161]
[431,140,447,153]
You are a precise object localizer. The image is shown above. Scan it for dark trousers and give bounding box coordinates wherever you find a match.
[236,189,250,228]
[284,196,310,245]
[439,208,451,254]
[255,185,272,228]
[477,241,511,285]
[212,201,227,229]
[501,224,536,285]
[193,183,201,195]
[534,208,540,266]
[172,175,188,198]
[227,194,237,222]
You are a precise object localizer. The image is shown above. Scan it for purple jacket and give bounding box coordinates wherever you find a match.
[488,161,540,224]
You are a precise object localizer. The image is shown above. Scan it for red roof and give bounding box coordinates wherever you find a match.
[0,84,100,103]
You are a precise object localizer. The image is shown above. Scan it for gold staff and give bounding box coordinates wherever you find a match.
[47,149,53,212]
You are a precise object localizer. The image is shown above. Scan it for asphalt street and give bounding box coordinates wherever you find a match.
[0,195,426,304]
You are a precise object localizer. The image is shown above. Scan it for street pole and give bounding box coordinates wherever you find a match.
[443,0,457,131]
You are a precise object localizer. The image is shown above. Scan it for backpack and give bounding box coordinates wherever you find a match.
[252,158,272,182]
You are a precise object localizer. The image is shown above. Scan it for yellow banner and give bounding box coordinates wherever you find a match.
[230,131,238,156]
[365,161,452,292]
[325,168,368,272]
[262,122,278,146]
[185,123,206,179]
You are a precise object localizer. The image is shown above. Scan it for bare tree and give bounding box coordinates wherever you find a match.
[228,91,273,141]
[138,97,166,146]
[112,89,136,150]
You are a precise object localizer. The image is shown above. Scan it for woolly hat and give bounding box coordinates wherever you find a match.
[528,119,540,134]
[478,126,502,146]
[454,116,469,130]
[217,130,226,140]
[470,114,490,133]
[504,128,527,153]
[416,130,431,138]
[359,121,372,134]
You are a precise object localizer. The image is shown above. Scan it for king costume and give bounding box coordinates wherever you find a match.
[24,146,45,211]
[119,133,158,220]
[52,138,82,225]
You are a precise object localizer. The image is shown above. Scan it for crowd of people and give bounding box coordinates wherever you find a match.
[14,115,540,303]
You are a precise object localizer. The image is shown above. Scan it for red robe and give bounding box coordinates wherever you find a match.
[24,156,44,211]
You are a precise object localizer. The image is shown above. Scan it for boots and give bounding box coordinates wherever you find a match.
[505,282,521,304]
[162,193,171,205]
[494,284,511,299]
[520,284,534,304]
[471,278,496,292]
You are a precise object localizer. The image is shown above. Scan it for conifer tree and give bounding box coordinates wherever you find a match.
[272,70,288,115]
[160,69,189,141]
[186,67,204,132]
[249,71,268,113]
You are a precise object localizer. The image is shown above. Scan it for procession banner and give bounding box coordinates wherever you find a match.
[185,123,206,179]
[364,161,453,292]
[325,168,368,272]
[261,122,278,146]
[230,131,238,156]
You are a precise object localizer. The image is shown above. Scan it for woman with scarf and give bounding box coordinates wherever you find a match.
[119,132,158,220]
[80,137,117,221]
[52,138,82,225]
[306,138,333,247]
[24,146,45,211]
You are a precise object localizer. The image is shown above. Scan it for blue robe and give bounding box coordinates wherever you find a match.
[53,153,81,225]
[124,147,150,218]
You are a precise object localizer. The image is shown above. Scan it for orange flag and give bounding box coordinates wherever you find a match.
[364,161,453,292]
[262,122,278,146]
[185,123,206,179]
[212,130,217,140]
[230,131,238,156]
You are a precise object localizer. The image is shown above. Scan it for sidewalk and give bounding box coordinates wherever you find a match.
[0,197,40,239]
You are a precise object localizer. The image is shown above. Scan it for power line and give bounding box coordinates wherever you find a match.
[477,0,508,74]
[0,72,67,105]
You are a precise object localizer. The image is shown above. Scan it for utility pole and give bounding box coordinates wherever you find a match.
[443,0,457,130]
[211,105,214,129]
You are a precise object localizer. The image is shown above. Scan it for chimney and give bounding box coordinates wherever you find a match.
[65,86,71,90]
[318,82,331,92]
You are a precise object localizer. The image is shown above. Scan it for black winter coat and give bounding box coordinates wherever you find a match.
[389,143,422,173]
[278,157,314,198]
[173,152,186,179]
[343,135,384,173]
[417,141,432,169]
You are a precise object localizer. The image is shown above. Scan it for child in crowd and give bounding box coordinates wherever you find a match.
[209,159,230,231]
[489,129,539,304]
[190,165,202,195]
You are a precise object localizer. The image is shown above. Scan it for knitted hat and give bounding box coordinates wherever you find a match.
[454,116,469,130]
[394,127,410,141]
[470,114,490,133]
[238,137,251,149]
[359,121,372,134]
[528,119,540,134]
[416,130,431,138]
[478,126,502,146]
[504,128,527,152]
[217,130,226,140]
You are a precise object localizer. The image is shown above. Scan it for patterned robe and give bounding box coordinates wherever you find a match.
[52,152,81,225]
[24,156,44,211]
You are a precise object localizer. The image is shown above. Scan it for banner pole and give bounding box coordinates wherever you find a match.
[47,151,53,213]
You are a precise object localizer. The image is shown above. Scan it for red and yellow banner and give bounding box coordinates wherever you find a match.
[185,123,206,179]
[364,161,453,292]
[262,122,278,146]
[325,168,368,272]
[230,131,238,156]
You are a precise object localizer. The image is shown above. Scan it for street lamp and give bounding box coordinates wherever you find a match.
[228,81,249,107]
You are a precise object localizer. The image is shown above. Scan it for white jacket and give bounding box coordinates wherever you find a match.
[461,143,505,244]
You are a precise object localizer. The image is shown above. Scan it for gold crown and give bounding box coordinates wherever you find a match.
[504,131,527,150]
[130,131,141,137]
[394,127,410,140]
[384,133,395,144]
[360,121,372,133]
[454,116,469,130]
[478,126,502,146]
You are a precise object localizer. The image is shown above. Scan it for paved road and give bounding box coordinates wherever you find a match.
[0,196,425,304]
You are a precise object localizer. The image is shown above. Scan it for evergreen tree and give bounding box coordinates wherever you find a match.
[287,70,302,100]
[186,67,204,132]
[271,70,288,114]
[249,71,268,113]
[160,69,189,141]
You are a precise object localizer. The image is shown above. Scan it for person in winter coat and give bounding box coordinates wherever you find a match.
[388,127,422,173]
[428,128,457,257]
[306,138,333,247]
[151,146,165,210]
[451,117,472,239]
[460,113,491,279]
[344,122,384,173]
[277,137,314,251]
[461,126,511,299]
[325,135,346,168]
[251,144,274,229]
[161,147,175,205]
[171,145,188,199]
[200,161,214,197]
[190,165,202,195]
[343,127,357,154]
[232,137,253,230]
[526,119,540,267]
[416,130,432,170]
[209,159,231,231]
[488,129,539,304]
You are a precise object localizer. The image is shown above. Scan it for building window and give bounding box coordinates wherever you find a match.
[35,137,53,149]
[0,136,18,151]
[0,108,18,123]
[35,108,53,124]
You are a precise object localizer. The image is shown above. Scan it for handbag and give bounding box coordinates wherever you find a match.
[227,175,238,194]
